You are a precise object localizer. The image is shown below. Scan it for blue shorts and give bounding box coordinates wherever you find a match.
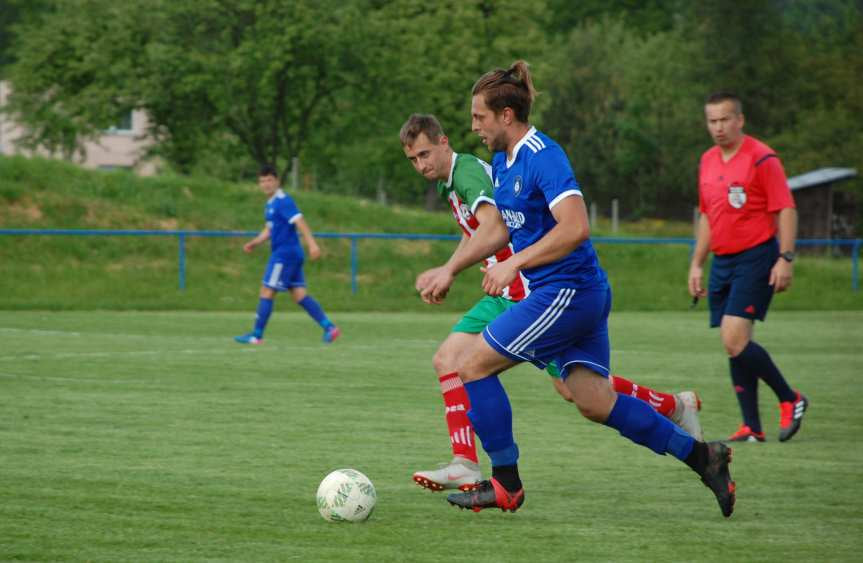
[482,284,612,379]
[262,253,305,291]
[709,238,778,327]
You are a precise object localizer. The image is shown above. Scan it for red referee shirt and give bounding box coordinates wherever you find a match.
[698,135,796,256]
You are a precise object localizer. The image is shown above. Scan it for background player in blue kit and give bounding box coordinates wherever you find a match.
[234,165,340,345]
[436,61,735,517]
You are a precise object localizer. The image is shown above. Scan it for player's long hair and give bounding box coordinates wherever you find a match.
[399,114,445,146]
[472,60,537,123]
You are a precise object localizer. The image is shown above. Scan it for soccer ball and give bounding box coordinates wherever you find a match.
[316,468,376,522]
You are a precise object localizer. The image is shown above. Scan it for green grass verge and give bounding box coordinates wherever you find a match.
[1,311,861,561]
[2,155,860,311]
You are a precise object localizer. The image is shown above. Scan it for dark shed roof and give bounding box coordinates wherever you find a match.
[788,167,857,191]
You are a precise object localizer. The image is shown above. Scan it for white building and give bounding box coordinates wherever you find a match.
[0,80,159,175]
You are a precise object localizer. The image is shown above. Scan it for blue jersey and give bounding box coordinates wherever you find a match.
[491,127,606,289]
[265,189,303,256]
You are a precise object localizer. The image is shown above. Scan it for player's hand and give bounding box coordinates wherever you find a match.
[308,243,322,261]
[243,241,256,253]
[416,266,453,305]
[687,264,706,299]
[481,261,517,297]
[769,258,793,293]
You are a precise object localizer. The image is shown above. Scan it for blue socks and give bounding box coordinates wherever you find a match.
[253,297,274,337]
[298,295,331,328]
[463,376,697,468]
[605,394,695,461]
[253,294,332,338]
[464,375,519,467]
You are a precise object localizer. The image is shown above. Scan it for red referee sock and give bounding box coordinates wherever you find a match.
[439,372,478,463]
[610,374,677,418]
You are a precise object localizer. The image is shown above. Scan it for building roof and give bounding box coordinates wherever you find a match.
[788,167,858,191]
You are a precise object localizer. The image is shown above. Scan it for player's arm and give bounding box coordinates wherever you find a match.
[415,234,468,299]
[416,203,509,304]
[294,216,322,260]
[687,213,711,298]
[445,203,510,274]
[769,207,797,292]
[483,194,587,296]
[243,225,271,253]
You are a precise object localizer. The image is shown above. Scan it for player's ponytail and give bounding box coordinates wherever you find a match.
[472,60,536,123]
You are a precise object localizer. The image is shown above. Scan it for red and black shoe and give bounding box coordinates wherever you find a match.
[699,441,736,518]
[727,424,766,443]
[778,391,809,442]
[446,477,524,513]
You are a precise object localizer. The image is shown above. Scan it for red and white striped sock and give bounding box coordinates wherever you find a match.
[439,372,478,463]
[610,374,677,418]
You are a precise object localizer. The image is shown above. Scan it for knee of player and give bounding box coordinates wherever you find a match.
[432,347,456,374]
[289,289,306,303]
[569,380,615,421]
[573,398,607,422]
[552,378,575,403]
[453,356,485,383]
[722,338,748,358]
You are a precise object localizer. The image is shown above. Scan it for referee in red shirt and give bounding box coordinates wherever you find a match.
[688,92,808,443]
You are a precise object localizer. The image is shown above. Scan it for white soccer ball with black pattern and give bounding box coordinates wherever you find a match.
[316,468,376,522]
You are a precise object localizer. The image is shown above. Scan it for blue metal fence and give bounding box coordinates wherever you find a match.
[1,229,860,292]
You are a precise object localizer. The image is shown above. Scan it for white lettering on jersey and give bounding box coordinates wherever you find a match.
[501,208,526,229]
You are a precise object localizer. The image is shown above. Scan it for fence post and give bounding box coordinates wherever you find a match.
[611,199,619,233]
[291,156,300,190]
[590,202,598,228]
[853,239,860,291]
[178,232,186,290]
[350,237,358,294]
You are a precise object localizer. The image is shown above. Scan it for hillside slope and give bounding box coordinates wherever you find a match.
[1,156,859,312]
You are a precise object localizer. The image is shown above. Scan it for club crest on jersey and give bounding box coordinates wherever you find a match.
[459,202,473,220]
[514,176,523,195]
[728,184,747,208]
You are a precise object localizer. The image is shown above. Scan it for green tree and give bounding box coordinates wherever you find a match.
[5,0,408,178]
[540,18,705,218]
[0,0,51,71]
[5,0,551,196]
[305,0,551,204]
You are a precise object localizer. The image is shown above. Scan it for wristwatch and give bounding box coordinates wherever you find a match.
[779,251,795,263]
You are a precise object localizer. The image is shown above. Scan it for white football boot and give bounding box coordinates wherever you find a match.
[671,391,704,441]
[412,456,481,492]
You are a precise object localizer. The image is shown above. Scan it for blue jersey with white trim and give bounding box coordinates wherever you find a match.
[265,189,303,256]
[491,127,607,289]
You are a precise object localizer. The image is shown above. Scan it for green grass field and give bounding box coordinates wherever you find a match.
[1,310,861,561]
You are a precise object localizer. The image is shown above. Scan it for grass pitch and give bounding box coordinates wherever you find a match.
[1,311,861,562]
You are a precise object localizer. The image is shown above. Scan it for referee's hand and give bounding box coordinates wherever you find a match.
[687,264,707,299]
[769,259,793,293]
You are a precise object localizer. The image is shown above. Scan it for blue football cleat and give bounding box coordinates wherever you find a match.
[323,325,341,343]
[234,332,263,344]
